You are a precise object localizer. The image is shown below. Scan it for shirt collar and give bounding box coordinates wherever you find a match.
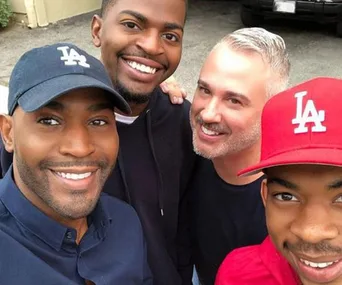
[260,236,302,284]
[0,166,112,251]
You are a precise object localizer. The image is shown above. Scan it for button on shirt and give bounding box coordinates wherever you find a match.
[0,167,152,285]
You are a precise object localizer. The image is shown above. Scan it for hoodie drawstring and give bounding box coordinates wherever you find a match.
[117,150,132,204]
[146,109,165,217]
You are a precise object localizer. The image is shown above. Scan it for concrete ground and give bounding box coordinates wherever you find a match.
[1,0,342,102]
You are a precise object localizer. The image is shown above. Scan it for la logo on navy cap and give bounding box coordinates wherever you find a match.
[58,46,90,68]
[8,43,131,115]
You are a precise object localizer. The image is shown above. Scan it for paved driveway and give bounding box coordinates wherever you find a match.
[1,1,342,102]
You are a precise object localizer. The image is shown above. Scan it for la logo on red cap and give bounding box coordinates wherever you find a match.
[292,91,326,134]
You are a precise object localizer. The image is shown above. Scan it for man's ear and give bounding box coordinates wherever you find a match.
[260,178,268,208]
[0,114,14,153]
[91,15,103,48]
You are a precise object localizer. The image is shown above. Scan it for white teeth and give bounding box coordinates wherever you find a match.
[127,60,157,74]
[56,172,92,180]
[300,258,337,269]
[201,125,220,136]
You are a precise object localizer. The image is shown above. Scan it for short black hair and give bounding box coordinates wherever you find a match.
[101,0,188,19]
[101,0,116,17]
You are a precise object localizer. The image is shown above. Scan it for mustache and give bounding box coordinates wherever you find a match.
[39,160,109,170]
[195,115,229,133]
[285,241,342,255]
[118,50,166,68]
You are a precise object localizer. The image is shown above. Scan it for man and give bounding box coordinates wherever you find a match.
[91,1,196,284]
[0,43,152,284]
[215,77,342,285]
[0,0,195,285]
[189,28,291,285]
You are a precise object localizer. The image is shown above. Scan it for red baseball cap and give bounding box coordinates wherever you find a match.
[239,77,342,176]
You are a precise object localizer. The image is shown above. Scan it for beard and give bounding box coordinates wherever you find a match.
[115,80,152,104]
[14,151,112,220]
[191,112,261,159]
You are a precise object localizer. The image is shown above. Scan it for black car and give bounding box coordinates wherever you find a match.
[240,0,342,37]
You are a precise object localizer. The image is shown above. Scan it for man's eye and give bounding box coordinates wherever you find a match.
[38,118,59,125]
[228,98,241,105]
[198,86,210,95]
[274,193,298,202]
[90,120,107,126]
[162,33,179,42]
[123,22,139,30]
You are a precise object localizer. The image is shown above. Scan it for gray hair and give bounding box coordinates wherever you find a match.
[215,27,290,97]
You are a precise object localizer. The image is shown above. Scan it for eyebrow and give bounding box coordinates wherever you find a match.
[197,79,250,102]
[44,101,114,112]
[44,101,64,111]
[120,10,184,32]
[267,176,342,192]
[87,102,114,112]
[197,79,209,88]
[266,177,298,190]
[164,22,184,32]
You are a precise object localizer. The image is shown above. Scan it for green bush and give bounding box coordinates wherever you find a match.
[0,0,11,28]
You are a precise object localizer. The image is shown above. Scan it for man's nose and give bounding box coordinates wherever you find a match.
[59,126,95,158]
[200,97,221,123]
[290,204,339,244]
[136,30,164,56]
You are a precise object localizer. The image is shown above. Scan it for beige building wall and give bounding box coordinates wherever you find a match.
[9,0,101,27]
[44,0,101,23]
[9,0,26,14]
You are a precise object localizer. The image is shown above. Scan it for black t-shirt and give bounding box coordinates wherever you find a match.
[191,158,268,285]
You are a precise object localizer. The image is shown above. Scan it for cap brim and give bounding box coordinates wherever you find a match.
[238,148,342,176]
[15,74,131,115]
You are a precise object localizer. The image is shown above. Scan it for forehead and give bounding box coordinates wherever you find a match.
[106,0,186,25]
[52,88,109,105]
[267,164,342,191]
[200,45,269,97]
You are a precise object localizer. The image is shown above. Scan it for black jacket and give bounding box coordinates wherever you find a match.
[0,88,197,285]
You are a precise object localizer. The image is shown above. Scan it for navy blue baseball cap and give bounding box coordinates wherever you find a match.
[8,43,131,115]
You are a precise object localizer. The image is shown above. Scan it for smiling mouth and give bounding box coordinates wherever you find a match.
[299,258,340,269]
[126,60,157,74]
[55,171,92,181]
[200,125,222,136]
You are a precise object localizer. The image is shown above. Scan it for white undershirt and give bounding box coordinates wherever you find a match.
[115,112,139,125]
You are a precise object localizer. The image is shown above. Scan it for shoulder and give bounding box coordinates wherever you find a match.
[215,237,299,285]
[215,242,269,285]
[152,88,191,121]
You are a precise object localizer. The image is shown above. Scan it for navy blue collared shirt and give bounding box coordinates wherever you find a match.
[0,167,153,284]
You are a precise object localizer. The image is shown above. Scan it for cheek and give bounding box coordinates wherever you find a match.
[191,94,206,115]
[101,27,127,57]
[165,46,182,71]
[221,112,244,129]
[14,129,53,162]
[98,131,119,163]
[224,111,259,131]
[266,203,294,238]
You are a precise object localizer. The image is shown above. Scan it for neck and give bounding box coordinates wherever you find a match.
[128,102,149,116]
[212,142,263,185]
[115,101,149,117]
